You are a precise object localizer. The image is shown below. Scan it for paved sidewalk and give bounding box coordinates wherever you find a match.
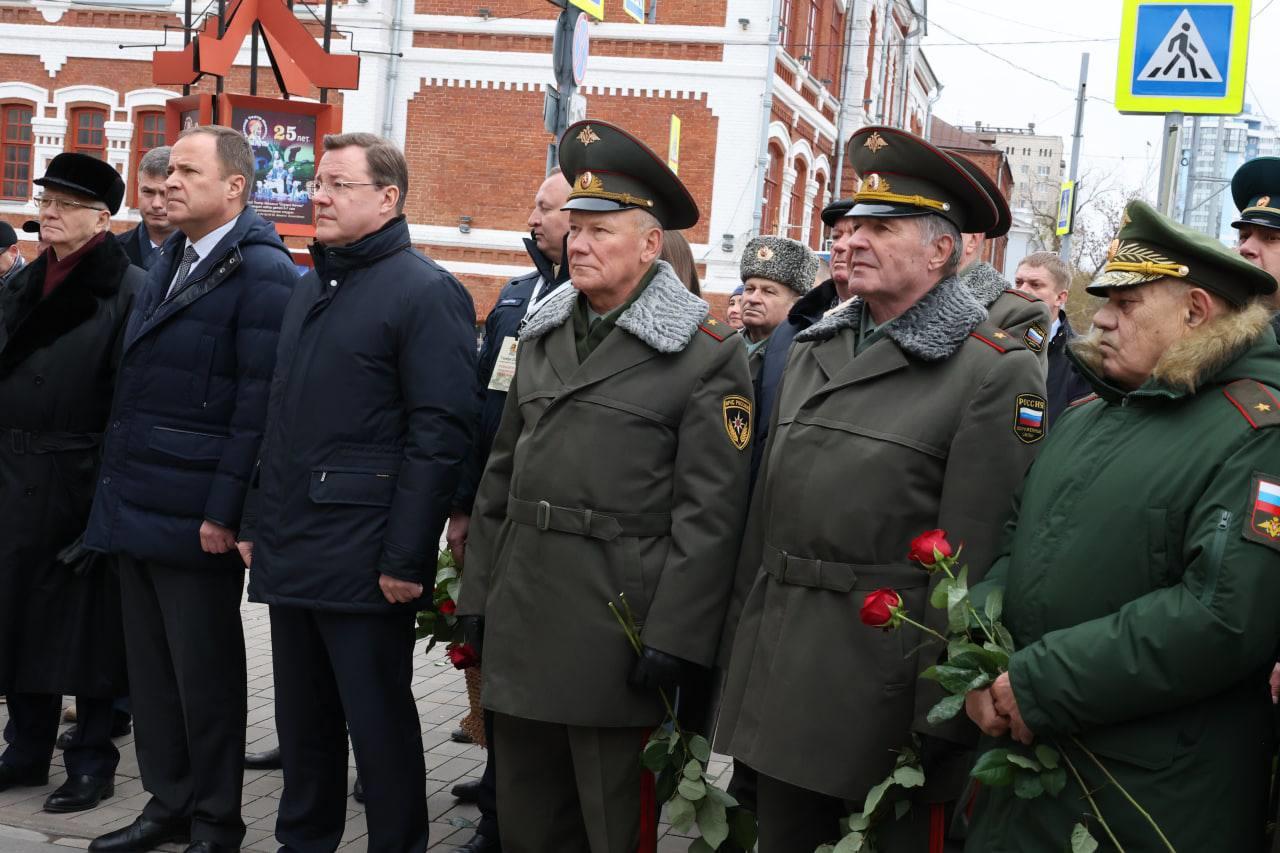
[0,597,726,852]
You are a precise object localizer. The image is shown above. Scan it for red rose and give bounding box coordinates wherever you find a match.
[908,529,953,567]
[860,588,904,629]
[446,642,480,670]
[439,599,457,617]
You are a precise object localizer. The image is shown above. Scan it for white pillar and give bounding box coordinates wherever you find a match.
[31,117,66,187]
[778,165,797,237]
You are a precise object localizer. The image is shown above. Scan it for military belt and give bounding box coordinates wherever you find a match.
[6,428,102,455]
[762,545,928,593]
[507,496,671,541]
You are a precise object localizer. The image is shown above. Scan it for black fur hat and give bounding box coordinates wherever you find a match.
[34,153,125,215]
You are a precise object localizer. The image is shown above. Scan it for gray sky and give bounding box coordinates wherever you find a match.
[922,0,1280,199]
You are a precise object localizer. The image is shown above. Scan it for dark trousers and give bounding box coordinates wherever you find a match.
[118,555,247,846]
[493,712,654,853]
[2,693,118,778]
[756,771,962,853]
[270,606,428,853]
[477,708,498,839]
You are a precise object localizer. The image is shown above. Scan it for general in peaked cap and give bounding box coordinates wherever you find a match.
[558,120,699,230]
[1091,199,1276,306]
[839,125,999,235]
[34,152,125,215]
[1231,156,1280,232]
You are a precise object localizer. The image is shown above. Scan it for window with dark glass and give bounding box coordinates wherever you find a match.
[70,107,107,159]
[1,104,33,200]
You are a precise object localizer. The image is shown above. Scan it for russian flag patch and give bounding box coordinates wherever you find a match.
[1013,393,1047,444]
[1024,323,1047,353]
[1246,473,1280,549]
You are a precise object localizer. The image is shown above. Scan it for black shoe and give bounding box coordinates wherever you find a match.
[243,746,282,770]
[450,727,474,744]
[89,817,190,852]
[352,775,364,804]
[110,713,132,739]
[451,778,482,803]
[0,762,48,791]
[184,843,239,853]
[56,726,75,751]
[44,775,114,813]
[453,832,501,853]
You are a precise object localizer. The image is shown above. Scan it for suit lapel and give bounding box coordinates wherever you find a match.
[557,325,658,399]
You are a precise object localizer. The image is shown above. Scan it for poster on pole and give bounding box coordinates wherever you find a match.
[1056,181,1077,236]
[668,115,681,175]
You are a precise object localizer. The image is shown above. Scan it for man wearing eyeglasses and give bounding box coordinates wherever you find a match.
[85,125,296,853]
[238,132,477,852]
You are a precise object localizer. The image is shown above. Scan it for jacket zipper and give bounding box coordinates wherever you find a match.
[1200,509,1232,605]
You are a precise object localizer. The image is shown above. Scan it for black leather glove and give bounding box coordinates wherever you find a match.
[459,615,485,659]
[628,646,690,693]
[55,534,104,577]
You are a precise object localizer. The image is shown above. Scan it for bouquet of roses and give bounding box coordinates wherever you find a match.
[414,549,478,669]
[824,530,1172,853]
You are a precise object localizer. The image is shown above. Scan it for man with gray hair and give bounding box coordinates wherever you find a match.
[86,125,296,853]
[717,126,1047,851]
[117,145,175,270]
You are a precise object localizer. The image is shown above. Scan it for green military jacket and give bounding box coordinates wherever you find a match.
[963,261,1053,368]
[458,261,753,727]
[967,304,1280,852]
[716,273,1047,802]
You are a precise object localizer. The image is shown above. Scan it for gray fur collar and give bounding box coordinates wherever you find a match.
[795,274,988,362]
[519,260,709,353]
[961,261,1009,310]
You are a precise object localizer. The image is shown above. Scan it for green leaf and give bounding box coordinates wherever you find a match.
[894,799,911,820]
[655,768,679,805]
[668,794,696,832]
[688,838,714,853]
[845,812,871,832]
[695,796,730,849]
[705,785,738,809]
[862,776,894,816]
[1013,769,1045,799]
[946,583,970,633]
[926,693,966,725]
[683,759,703,781]
[979,642,1010,671]
[1040,767,1067,797]
[930,577,953,610]
[642,740,669,772]
[1005,753,1041,772]
[966,671,995,691]
[446,579,461,604]
[678,777,707,801]
[970,749,1015,787]
[1034,744,1060,770]
[728,807,758,849]
[816,847,835,853]
[833,833,866,853]
[995,623,1017,655]
[928,664,983,694]
[983,586,1003,625]
[688,734,712,763]
[947,641,1004,675]
[1070,822,1099,853]
[892,764,925,789]
[436,565,459,583]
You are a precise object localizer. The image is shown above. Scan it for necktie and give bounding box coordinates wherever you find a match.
[166,244,199,300]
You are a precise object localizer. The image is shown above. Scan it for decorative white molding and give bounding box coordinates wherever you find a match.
[124,88,180,111]
[0,82,50,105]
[54,85,117,114]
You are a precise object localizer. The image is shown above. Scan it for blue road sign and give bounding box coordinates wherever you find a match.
[1132,4,1233,98]
[572,14,590,86]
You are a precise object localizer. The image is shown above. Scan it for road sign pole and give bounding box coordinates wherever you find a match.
[1156,111,1184,215]
[1181,114,1202,224]
[1060,52,1090,263]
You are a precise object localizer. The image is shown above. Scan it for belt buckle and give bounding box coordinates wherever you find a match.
[536,500,551,531]
[9,429,27,455]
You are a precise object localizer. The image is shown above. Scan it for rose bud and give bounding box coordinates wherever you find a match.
[439,599,457,616]
[860,588,904,629]
[908,529,953,568]
[447,642,480,669]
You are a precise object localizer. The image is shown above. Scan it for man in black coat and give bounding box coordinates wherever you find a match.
[115,146,175,271]
[85,126,296,853]
[444,169,571,853]
[240,132,478,853]
[0,153,141,813]
[1012,252,1090,425]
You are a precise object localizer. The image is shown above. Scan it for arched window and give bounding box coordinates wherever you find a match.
[130,109,167,206]
[789,159,808,238]
[1,103,34,200]
[69,107,108,159]
[762,142,784,235]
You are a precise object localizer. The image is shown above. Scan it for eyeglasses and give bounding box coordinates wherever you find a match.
[34,196,107,213]
[304,179,382,196]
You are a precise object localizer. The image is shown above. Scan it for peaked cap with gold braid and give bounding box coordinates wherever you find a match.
[1089,200,1276,306]
[840,125,999,234]
[558,120,699,230]
[1231,156,1280,232]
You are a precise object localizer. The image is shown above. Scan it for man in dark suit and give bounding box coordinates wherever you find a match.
[84,125,296,853]
[116,146,174,271]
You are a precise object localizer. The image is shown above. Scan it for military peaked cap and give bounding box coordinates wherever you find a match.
[949,152,1010,238]
[1231,156,1280,232]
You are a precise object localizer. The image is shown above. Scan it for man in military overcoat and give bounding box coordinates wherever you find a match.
[457,120,752,853]
[716,125,1047,851]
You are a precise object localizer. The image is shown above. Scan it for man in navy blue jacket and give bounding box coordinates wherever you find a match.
[85,125,295,853]
[240,133,478,853]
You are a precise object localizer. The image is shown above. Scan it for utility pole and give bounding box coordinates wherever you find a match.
[546,2,584,175]
[1155,111,1184,216]
[1059,52,1089,263]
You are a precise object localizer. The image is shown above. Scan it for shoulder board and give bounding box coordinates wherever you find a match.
[1003,288,1040,303]
[699,318,729,341]
[1068,392,1099,408]
[969,322,1026,354]
[1223,379,1280,429]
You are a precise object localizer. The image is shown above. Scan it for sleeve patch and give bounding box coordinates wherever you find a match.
[1023,322,1047,353]
[700,317,727,341]
[723,395,752,450]
[1243,472,1280,550]
[1223,379,1280,429]
[1013,393,1046,444]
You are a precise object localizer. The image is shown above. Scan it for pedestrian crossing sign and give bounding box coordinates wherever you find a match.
[1115,0,1251,114]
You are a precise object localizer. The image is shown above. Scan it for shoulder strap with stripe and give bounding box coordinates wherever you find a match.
[1223,379,1280,429]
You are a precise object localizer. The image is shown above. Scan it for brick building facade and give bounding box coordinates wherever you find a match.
[1,0,937,317]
